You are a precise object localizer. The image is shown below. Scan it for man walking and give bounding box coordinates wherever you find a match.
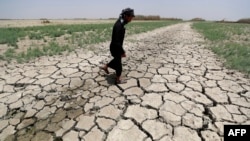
[100,8,135,84]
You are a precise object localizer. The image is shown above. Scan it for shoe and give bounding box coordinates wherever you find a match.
[115,79,127,84]
[99,66,109,74]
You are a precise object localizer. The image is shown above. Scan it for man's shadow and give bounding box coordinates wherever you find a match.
[99,67,129,85]
[104,73,116,85]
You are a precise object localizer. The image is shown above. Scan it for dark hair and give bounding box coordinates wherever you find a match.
[121,8,135,17]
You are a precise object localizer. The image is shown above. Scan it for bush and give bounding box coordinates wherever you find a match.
[40,18,51,24]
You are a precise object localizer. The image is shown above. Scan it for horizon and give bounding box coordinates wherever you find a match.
[0,18,246,22]
[0,0,249,21]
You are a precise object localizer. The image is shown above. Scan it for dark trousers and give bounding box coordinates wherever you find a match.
[107,56,122,77]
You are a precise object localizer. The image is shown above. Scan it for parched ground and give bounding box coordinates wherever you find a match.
[0,23,250,141]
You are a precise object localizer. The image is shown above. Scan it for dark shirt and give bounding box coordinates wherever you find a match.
[110,19,126,57]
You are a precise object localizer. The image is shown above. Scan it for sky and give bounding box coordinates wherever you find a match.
[0,0,249,21]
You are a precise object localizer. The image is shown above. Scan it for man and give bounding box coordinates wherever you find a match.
[100,8,135,84]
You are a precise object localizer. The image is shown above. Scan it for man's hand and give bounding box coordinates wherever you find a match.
[121,53,126,57]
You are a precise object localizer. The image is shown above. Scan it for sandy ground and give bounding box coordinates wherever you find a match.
[0,19,115,28]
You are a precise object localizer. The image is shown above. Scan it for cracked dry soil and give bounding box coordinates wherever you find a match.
[0,23,250,141]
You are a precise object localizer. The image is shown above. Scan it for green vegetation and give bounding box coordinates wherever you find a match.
[0,20,180,63]
[193,22,250,75]
[127,21,179,34]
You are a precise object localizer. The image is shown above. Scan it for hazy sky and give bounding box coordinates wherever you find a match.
[0,0,249,21]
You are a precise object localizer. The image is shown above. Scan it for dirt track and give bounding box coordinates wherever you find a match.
[0,23,249,141]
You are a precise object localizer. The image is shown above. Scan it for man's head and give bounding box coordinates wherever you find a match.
[121,8,135,23]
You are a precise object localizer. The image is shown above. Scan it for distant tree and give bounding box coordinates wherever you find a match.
[190,18,206,21]
[133,15,161,20]
[237,18,250,24]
